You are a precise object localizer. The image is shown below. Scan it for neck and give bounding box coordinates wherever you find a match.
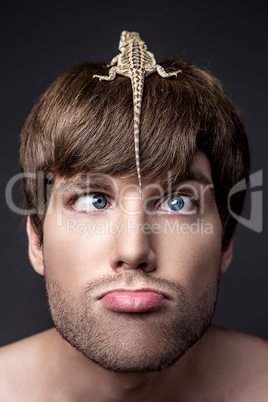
[45,328,196,402]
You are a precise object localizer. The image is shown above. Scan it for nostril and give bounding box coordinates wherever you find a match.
[137,262,148,269]
[116,261,147,269]
[109,240,157,272]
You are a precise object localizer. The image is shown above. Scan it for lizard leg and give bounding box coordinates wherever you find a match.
[109,55,119,66]
[156,65,182,78]
[93,66,118,81]
[147,51,156,59]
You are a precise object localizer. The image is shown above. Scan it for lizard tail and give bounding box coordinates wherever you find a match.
[134,103,142,197]
[132,72,144,198]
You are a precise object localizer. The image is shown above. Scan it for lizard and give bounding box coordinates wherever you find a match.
[93,30,182,196]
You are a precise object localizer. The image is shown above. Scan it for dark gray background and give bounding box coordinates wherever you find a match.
[0,1,267,346]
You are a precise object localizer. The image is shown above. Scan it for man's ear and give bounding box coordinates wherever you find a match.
[26,217,44,276]
[220,233,236,274]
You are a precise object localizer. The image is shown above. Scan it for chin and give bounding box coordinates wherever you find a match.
[45,273,218,374]
[53,309,210,373]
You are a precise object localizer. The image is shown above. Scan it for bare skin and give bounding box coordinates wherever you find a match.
[0,325,268,401]
[1,153,268,401]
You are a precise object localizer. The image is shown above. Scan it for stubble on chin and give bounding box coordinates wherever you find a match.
[44,270,218,373]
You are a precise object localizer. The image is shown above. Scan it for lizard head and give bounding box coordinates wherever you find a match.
[119,30,146,50]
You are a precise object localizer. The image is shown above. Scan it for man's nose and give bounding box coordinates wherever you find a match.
[109,209,157,273]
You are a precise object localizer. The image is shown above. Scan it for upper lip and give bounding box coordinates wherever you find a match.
[97,287,171,300]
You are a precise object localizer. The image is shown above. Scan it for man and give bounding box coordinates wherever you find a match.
[0,32,267,400]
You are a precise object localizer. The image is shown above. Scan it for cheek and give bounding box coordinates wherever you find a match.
[154,217,223,290]
[42,214,113,290]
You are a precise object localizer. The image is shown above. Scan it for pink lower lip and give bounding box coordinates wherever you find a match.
[100,291,167,313]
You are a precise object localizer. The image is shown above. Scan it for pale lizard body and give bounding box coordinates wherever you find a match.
[93,31,182,195]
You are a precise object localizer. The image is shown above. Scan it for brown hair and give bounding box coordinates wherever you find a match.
[20,59,250,248]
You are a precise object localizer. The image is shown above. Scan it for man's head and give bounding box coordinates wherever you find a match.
[20,58,250,249]
[21,58,250,373]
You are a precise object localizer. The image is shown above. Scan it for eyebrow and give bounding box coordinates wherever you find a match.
[54,171,214,198]
[55,175,115,198]
[160,171,214,190]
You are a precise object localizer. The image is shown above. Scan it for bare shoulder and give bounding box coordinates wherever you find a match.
[0,329,54,399]
[208,325,268,364]
[200,325,268,399]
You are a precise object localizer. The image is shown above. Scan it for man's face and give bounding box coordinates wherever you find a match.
[35,152,230,373]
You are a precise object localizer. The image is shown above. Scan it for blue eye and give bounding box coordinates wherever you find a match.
[161,195,196,214]
[74,193,108,212]
[168,196,184,211]
[92,194,107,209]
